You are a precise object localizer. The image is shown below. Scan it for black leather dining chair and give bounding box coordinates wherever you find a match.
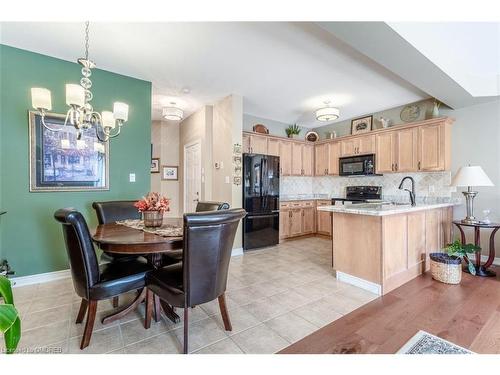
[162,201,231,264]
[195,201,230,212]
[54,208,152,350]
[146,208,246,353]
[92,200,142,307]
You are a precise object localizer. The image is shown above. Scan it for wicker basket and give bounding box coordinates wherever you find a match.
[430,253,462,284]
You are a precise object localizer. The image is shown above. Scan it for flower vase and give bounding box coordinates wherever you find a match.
[143,210,163,228]
[432,102,440,118]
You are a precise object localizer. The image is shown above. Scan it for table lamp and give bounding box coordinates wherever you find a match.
[451,165,494,224]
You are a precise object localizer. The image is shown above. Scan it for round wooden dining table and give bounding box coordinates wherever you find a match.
[92,218,183,326]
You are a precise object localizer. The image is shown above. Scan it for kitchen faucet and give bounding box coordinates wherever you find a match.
[398,176,416,206]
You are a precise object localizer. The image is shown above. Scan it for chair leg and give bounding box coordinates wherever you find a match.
[112,296,119,308]
[183,307,189,354]
[218,293,232,331]
[75,299,88,324]
[144,289,153,329]
[80,300,98,350]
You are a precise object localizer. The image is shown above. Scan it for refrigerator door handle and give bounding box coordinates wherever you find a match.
[247,213,279,219]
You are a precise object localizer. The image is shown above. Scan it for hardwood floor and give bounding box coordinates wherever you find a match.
[280,267,500,354]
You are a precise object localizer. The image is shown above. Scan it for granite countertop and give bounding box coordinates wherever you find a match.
[317,202,458,216]
[280,195,331,202]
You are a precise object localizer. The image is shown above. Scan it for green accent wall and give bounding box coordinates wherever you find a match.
[0,45,152,277]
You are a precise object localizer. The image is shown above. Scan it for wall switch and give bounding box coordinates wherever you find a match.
[225,176,230,184]
[129,173,136,182]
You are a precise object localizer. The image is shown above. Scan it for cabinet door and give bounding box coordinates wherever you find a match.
[267,138,280,157]
[407,211,426,269]
[302,207,315,234]
[279,210,291,239]
[290,209,303,236]
[316,201,332,236]
[418,124,444,171]
[314,143,328,176]
[340,139,357,156]
[396,128,418,172]
[250,135,268,155]
[327,142,339,175]
[358,135,375,155]
[242,134,251,153]
[376,132,395,173]
[280,141,293,176]
[302,144,314,176]
[291,143,303,175]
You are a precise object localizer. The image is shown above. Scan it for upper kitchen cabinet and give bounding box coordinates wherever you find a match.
[280,140,293,176]
[376,128,418,173]
[417,122,451,171]
[243,133,268,154]
[340,134,375,157]
[375,132,396,173]
[291,142,314,176]
[315,142,339,176]
[267,138,280,157]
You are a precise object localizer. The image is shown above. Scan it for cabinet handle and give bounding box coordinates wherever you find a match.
[395,163,398,171]
[391,163,394,171]
[418,161,421,170]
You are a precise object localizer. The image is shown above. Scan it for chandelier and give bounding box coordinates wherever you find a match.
[315,101,340,122]
[30,21,129,142]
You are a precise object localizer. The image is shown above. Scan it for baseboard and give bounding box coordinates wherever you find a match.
[336,271,382,296]
[10,269,71,288]
[480,255,500,266]
[231,247,243,257]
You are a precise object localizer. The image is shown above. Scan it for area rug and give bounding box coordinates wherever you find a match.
[397,330,474,354]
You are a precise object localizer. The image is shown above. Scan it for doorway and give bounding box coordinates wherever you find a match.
[184,141,202,213]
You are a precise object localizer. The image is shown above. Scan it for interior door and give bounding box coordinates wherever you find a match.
[184,142,202,213]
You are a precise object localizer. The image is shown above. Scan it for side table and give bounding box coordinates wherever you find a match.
[453,220,500,277]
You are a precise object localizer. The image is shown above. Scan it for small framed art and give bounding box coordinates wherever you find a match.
[162,166,178,181]
[351,115,373,135]
[151,158,160,173]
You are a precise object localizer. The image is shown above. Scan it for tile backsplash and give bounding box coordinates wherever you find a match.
[281,172,454,202]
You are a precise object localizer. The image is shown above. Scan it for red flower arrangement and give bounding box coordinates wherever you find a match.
[134,192,170,213]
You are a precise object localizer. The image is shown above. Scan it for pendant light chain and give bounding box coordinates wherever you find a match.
[84,21,90,61]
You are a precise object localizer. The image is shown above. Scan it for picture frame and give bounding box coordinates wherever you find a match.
[29,111,109,192]
[151,158,160,173]
[161,165,178,181]
[351,115,373,135]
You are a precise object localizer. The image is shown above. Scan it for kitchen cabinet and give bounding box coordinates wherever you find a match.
[314,142,339,176]
[340,134,375,156]
[280,140,293,176]
[316,200,332,236]
[417,123,450,171]
[279,200,316,240]
[242,133,268,154]
[376,128,418,173]
[267,138,280,157]
[291,143,303,175]
[291,143,313,176]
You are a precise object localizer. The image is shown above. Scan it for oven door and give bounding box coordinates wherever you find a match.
[339,154,375,176]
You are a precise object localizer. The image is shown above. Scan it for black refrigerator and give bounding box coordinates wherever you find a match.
[243,153,280,251]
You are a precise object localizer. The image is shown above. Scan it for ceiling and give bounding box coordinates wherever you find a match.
[0,22,439,127]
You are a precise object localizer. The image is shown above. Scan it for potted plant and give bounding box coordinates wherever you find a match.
[135,192,170,228]
[429,240,480,284]
[285,124,301,138]
[0,276,21,354]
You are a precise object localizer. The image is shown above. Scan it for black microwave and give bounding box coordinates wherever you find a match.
[339,154,377,176]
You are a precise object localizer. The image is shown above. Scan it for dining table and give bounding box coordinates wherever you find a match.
[92,218,183,326]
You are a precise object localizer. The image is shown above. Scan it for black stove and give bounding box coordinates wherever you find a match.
[331,186,382,205]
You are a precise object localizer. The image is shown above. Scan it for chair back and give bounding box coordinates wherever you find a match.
[195,201,230,212]
[54,208,100,299]
[92,200,140,224]
[183,208,246,306]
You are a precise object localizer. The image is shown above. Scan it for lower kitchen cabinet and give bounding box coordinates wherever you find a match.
[316,200,332,236]
[279,200,317,240]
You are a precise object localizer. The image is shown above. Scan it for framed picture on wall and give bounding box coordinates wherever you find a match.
[151,158,160,173]
[351,115,373,135]
[28,111,109,192]
[162,166,178,181]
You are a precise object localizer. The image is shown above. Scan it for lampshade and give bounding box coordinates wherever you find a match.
[163,106,184,121]
[65,84,85,107]
[316,106,340,122]
[101,111,116,129]
[113,102,129,122]
[31,88,52,110]
[451,166,494,187]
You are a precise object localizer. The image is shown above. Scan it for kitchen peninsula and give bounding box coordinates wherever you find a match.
[318,202,456,295]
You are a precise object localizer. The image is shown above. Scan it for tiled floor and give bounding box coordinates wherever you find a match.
[5,237,377,354]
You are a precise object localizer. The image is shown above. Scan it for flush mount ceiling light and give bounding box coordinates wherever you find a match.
[315,101,340,122]
[162,104,184,121]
